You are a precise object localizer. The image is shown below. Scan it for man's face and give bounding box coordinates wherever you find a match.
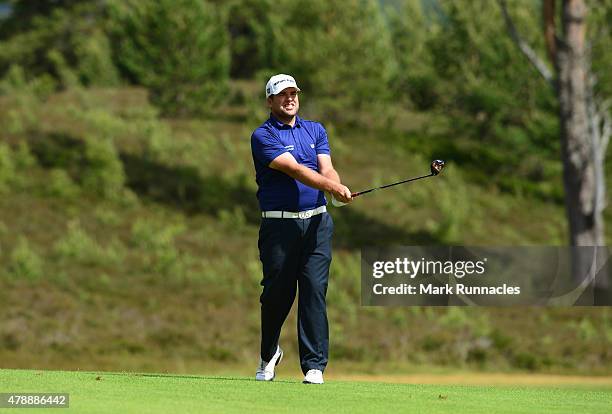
[267,87,299,121]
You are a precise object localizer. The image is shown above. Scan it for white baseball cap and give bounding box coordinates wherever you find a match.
[265,74,301,98]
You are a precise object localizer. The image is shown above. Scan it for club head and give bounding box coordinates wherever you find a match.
[331,195,347,207]
[430,160,445,176]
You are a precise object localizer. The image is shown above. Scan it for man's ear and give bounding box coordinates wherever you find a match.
[266,96,273,108]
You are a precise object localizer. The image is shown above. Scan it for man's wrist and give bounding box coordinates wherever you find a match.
[328,180,346,195]
[323,178,338,193]
[321,169,341,185]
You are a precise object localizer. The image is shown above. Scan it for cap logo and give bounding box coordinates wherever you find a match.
[273,78,293,86]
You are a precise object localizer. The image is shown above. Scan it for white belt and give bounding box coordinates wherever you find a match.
[262,206,327,219]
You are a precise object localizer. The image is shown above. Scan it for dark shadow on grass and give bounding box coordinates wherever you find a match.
[119,153,262,222]
[331,208,441,249]
[29,132,87,173]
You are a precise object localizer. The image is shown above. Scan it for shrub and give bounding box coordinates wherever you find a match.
[54,220,124,266]
[75,108,127,141]
[93,206,121,226]
[9,237,43,280]
[81,136,126,200]
[131,219,184,251]
[73,28,120,87]
[0,66,44,134]
[44,168,80,199]
[46,49,79,88]
[0,142,16,193]
[13,141,37,169]
[130,219,187,276]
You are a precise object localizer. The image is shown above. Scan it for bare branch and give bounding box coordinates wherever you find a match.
[598,106,609,212]
[543,0,556,63]
[497,0,555,89]
[586,69,609,215]
[601,103,611,157]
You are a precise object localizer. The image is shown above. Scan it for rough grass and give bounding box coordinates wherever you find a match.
[1,369,611,414]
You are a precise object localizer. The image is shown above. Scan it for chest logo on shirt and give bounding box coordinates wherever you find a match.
[310,144,315,148]
[285,145,294,151]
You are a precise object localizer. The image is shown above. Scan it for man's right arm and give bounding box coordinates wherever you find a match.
[269,153,353,203]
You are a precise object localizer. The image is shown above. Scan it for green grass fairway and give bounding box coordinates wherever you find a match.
[1,369,611,414]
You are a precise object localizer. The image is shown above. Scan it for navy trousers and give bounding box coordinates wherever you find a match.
[258,212,333,374]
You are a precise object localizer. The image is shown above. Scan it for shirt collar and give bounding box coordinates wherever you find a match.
[268,114,301,129]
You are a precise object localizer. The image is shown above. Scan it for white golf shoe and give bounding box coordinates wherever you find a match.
[255,346,283,381]
[303,369,324,384]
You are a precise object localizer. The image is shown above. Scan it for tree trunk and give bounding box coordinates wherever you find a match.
[500,0,609,300]
[555,0,603,247]
[555,0,609,298]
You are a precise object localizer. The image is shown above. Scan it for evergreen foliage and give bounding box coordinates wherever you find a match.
[0,1,118,88]
[265,0,397,119]
[107,0,230,116]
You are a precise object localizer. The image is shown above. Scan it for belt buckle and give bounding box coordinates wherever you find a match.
[298,210,313,219]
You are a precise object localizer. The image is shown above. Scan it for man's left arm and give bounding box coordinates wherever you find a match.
[317,154,342,185]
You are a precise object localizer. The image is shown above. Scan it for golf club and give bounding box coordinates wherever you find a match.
[331,160,445,207]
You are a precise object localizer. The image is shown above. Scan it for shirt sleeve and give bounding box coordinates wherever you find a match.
[315,123,331,155]
[251,128,288,166]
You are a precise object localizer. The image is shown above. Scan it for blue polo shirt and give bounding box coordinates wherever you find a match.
[251,114,331,211]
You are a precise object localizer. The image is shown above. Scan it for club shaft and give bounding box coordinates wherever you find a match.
[352,173,433,197]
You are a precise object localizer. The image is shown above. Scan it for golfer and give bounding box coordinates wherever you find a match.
[251,74,352,384]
